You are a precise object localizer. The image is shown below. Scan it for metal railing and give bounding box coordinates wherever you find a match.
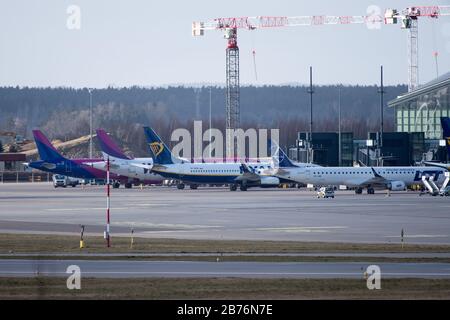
[0,171,51,183]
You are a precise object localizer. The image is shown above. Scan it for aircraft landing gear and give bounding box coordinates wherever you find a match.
[177,183,185,190]
[189,184,198,190]
[240,185,248,191]
[125,182,133,189]
[355,188,363,194]
[113,181,120,189]
[229,184,237,191]
[367,187,375,194]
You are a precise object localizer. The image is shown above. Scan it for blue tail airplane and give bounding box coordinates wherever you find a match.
[28,130,125,181]
[143,126,315,191]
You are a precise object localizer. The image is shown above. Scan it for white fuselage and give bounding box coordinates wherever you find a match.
[151,161,277,185]
[91,157,165,183]
[277,166,447,189]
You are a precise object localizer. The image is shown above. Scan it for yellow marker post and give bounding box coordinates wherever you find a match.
[130,228,134,249]
[79,225,85,249]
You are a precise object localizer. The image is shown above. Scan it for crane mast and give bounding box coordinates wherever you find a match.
[225,28,240,158]
[192,6,450,155]
[385,6,450,91]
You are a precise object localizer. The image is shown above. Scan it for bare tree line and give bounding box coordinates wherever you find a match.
[0,85,402,157]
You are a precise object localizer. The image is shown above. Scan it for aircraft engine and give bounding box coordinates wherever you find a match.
[388,181,406,191]
[260,176,280,186]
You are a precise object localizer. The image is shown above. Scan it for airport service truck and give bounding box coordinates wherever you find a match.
[52,175,79,188]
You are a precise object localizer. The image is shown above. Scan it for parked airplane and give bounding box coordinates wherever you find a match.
[27,130,126,182]
[143,126,285,191]
[88,129,165,188]
[272,142,448,194]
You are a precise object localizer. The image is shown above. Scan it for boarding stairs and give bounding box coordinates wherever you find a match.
[421,171,450,196]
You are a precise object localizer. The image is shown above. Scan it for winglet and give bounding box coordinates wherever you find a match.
[371,167,383,178]
[240,163,252,174]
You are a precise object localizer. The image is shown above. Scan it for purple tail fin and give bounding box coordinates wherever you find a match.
[32,130,65,162]
[96,129,130,160]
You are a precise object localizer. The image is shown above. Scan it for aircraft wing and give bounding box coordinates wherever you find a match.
[130,163,153,170]
[343,167,389,187]
[233,163,262,183]
[129,163,153,174]
[150,164,169,172]
[273,167,293,176]
[423,161,450,171]
[85,161,123,170]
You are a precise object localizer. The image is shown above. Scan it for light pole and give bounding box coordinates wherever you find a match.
[378,66,385,163]
[307,66,314,163]
[88,88,93,159]
[209,86,212,158]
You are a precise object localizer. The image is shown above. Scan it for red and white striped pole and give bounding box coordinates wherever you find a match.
[105,156,111,248]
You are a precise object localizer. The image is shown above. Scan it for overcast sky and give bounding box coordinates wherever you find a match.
[1,0,449,88]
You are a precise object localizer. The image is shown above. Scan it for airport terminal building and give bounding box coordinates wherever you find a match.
[288,73,450,166]
[388,72,450,140]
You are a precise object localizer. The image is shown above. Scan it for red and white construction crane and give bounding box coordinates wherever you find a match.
[384,6,450,91]
[192,5,450,154]
[193,14,379,155]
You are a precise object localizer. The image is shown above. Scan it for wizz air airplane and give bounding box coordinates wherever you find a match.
[88,129,165,188]
[273,140,448,194]
[144,127,289,191]
[28,130,126,182]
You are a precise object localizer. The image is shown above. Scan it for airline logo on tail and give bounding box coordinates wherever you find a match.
[149,142,164,157]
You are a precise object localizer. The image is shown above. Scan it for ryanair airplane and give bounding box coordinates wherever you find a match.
[143,127,314,191]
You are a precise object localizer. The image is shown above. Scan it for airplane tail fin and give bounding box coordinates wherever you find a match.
[143,127,175,165]
[441,117,450,159]
[268,139,296,168]
[32,130,66,162]
[96,129,131,160]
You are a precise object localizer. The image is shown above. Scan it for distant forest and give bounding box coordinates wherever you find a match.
[0,85,407,157]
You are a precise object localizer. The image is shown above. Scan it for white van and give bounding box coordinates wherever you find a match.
[52,175,79,188]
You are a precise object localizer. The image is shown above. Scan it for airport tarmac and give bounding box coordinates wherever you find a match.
[0,183,450,244]
[1,259,450,279]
